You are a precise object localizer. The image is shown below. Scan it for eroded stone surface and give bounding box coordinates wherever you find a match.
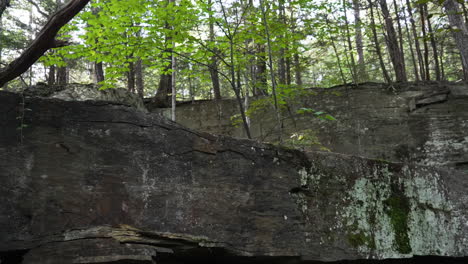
[151,82,468,172]
[1,91,467,263]
[23,83,147,111]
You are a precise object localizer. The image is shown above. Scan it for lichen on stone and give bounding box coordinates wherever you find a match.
[338,163,462,259]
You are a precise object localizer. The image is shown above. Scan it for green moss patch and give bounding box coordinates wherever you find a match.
[347,231,376,249]
[384,187,412,254]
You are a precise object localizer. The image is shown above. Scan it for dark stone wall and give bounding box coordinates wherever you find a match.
[151,82,468,172]
[1,91,468,263]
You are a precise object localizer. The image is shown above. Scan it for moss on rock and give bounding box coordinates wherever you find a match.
[384,191,411,254]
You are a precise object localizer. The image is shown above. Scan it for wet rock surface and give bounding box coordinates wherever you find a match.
[151,82,468,172]
[1,91,467,263]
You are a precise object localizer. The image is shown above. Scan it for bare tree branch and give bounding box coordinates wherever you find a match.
[26,0,50,18]
[0,0,90,87]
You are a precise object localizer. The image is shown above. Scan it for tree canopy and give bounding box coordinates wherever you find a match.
[0,0,467,100]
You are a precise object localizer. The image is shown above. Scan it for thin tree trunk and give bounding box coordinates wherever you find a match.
[154,57,171,107]
[443,0,468,80]
[127,61,135,93]
[254,44,268,95]
[406,0,425,80]
[0,15,3,66]
[343,0,357,83]
[48,65,55,85]
[188,65,194,103]
[402,0,419,81]
[218,1,252,139]
[208,0,221,100]
[153,0,174,107]
[90,4,104,84]
[135,58,144,98]
[294,52,302,86]
[425,4,441,81]
[353,0,367,82]
[56,66,67,84]
[325,16,348,85]
[171,52,176,121]
[420,3,431,80]
[209,59,221,99]
[278,0,287,86]
[244,80,250,127]
[28,5,34,86]
[94,62,104,83]
[287,0,303,86]
[370,0,391,83]
[461,1,468,26]
[440,37,446,80]
[260,0,282,142]
[278,58,286,86]
[393,0,406,76]
[379,0,407,82]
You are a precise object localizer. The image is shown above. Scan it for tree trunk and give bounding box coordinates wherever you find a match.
[393,0,406,77]
[127,61,135,93]
[443,0,468,80]
[188,65,194,103]
[260,0,282,142]
[254,44,268,95]
[461,1,468,26]
[153,0,174,107]
[325,17,348,85]
[420,4,431,80]
[209,59,221,99]
[154,60,172,107]
[135,58,144,98]
[379,0,407,82]
[406,0,425,81]
[402,0,419,81]
[90,5,104,84]
[0,0,90,87]
[294,52,302,86]
[278,0,287,86]
[343,0,357,83]
[47,65,55,85]
[439,37,446,80]
[353,0,367,82]
[0,15,3,66]
[171,53,176,121]
[56,66,67,85]
[94,62,104,83]
[208,0,221,100]
[369,0,391,83]
[425,4,441,81]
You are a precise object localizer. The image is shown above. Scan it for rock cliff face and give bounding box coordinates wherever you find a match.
[1,91,467,263]
[152,82,468,172]
[24,83,147,111]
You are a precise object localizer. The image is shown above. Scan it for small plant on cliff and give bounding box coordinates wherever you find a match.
[282,129,330,151]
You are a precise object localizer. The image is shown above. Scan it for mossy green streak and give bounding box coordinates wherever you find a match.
[384,191,411,254]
